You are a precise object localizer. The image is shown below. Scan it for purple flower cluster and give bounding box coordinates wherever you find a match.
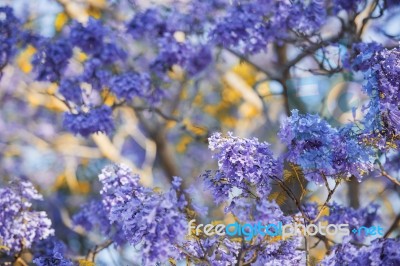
[110,72,151,101]
[98,164,187,264]
[227,198,288,225]
[72,200,113,238]
[211,0,326,53]
[320,238,400,265]
[332,0,364,14]
[351,43,400,147]
[183,237,241,265]
[31,39,73,82]
[251,237,305,265]
[203,132,281,204]
[279,110,373,183]
[63,106,114,137]
[70,18,106,55]
[58,78,82,104]
[325,202,379,227]
[0,6,20,75]
[80,58,111,91]
[127,8,171,39]
[70,18,125,64]
[324,202,379,241]
[0,180,53,254]
[32,237,73,266]
[150,36,212,77]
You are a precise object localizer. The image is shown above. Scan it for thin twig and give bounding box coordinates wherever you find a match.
[87,240,113,262]
[376,160,400,186]
[311,180,341,223]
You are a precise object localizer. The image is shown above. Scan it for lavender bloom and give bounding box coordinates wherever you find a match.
[81,58,111,91]
[58,79,82,104]
[150,36,189,75]
[70,18,124,63]
[253,237,305,265]
[204,132,280,204]
[0,6,21,75]
[332,0,364,14]
[182,0,227,33]
[126,8,169,39]
[31,39,72,82]
[182,236,240,266]
[72,200,111,236]
[279,110,373,183]
[110,72,151,101]
[324,202,381,242]
[351,44,400,147]
[279,110,337,182]
[0,180,53,254]
[287,0,326,35]
[63,106,114,137]
[98,164,187,264]
[185,45,213,76]
[32,237,73,266]
[324,202,379,234]
[70,18,106,55]
[211,0,326,54]
[96,43,125,64]
[333,125,374,181]
[151,37,212,77]
[227,198,288,225]
[320,238,400,265]
[301,202,319,221]
[211,1,274,54]
[72,200,127,245]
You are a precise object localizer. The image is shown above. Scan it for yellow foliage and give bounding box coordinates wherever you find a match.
[270,235,283,242]
[319,205,330,217]
[78,259,95,266]
[239,103,260,118]
[55,12,68,31]
[176,135,193,153]
[220,81,242,103]
[193,92,203,105]
[231,62,257,85]
[87,8,102,19]
[166,120,178,129]
[78,181,91,194]
[17,45,36,73]
[102,89,115,106]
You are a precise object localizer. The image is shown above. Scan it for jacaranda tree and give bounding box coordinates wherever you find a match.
[0,0,399,265]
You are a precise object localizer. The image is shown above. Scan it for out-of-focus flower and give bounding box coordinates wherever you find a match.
[58,78,82,104]
[320,238,400,265]
[32,237,73,266]
[32,39,72,82]
[110,72,151,101]
[0,6,21,75]
[63,106,114,136]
